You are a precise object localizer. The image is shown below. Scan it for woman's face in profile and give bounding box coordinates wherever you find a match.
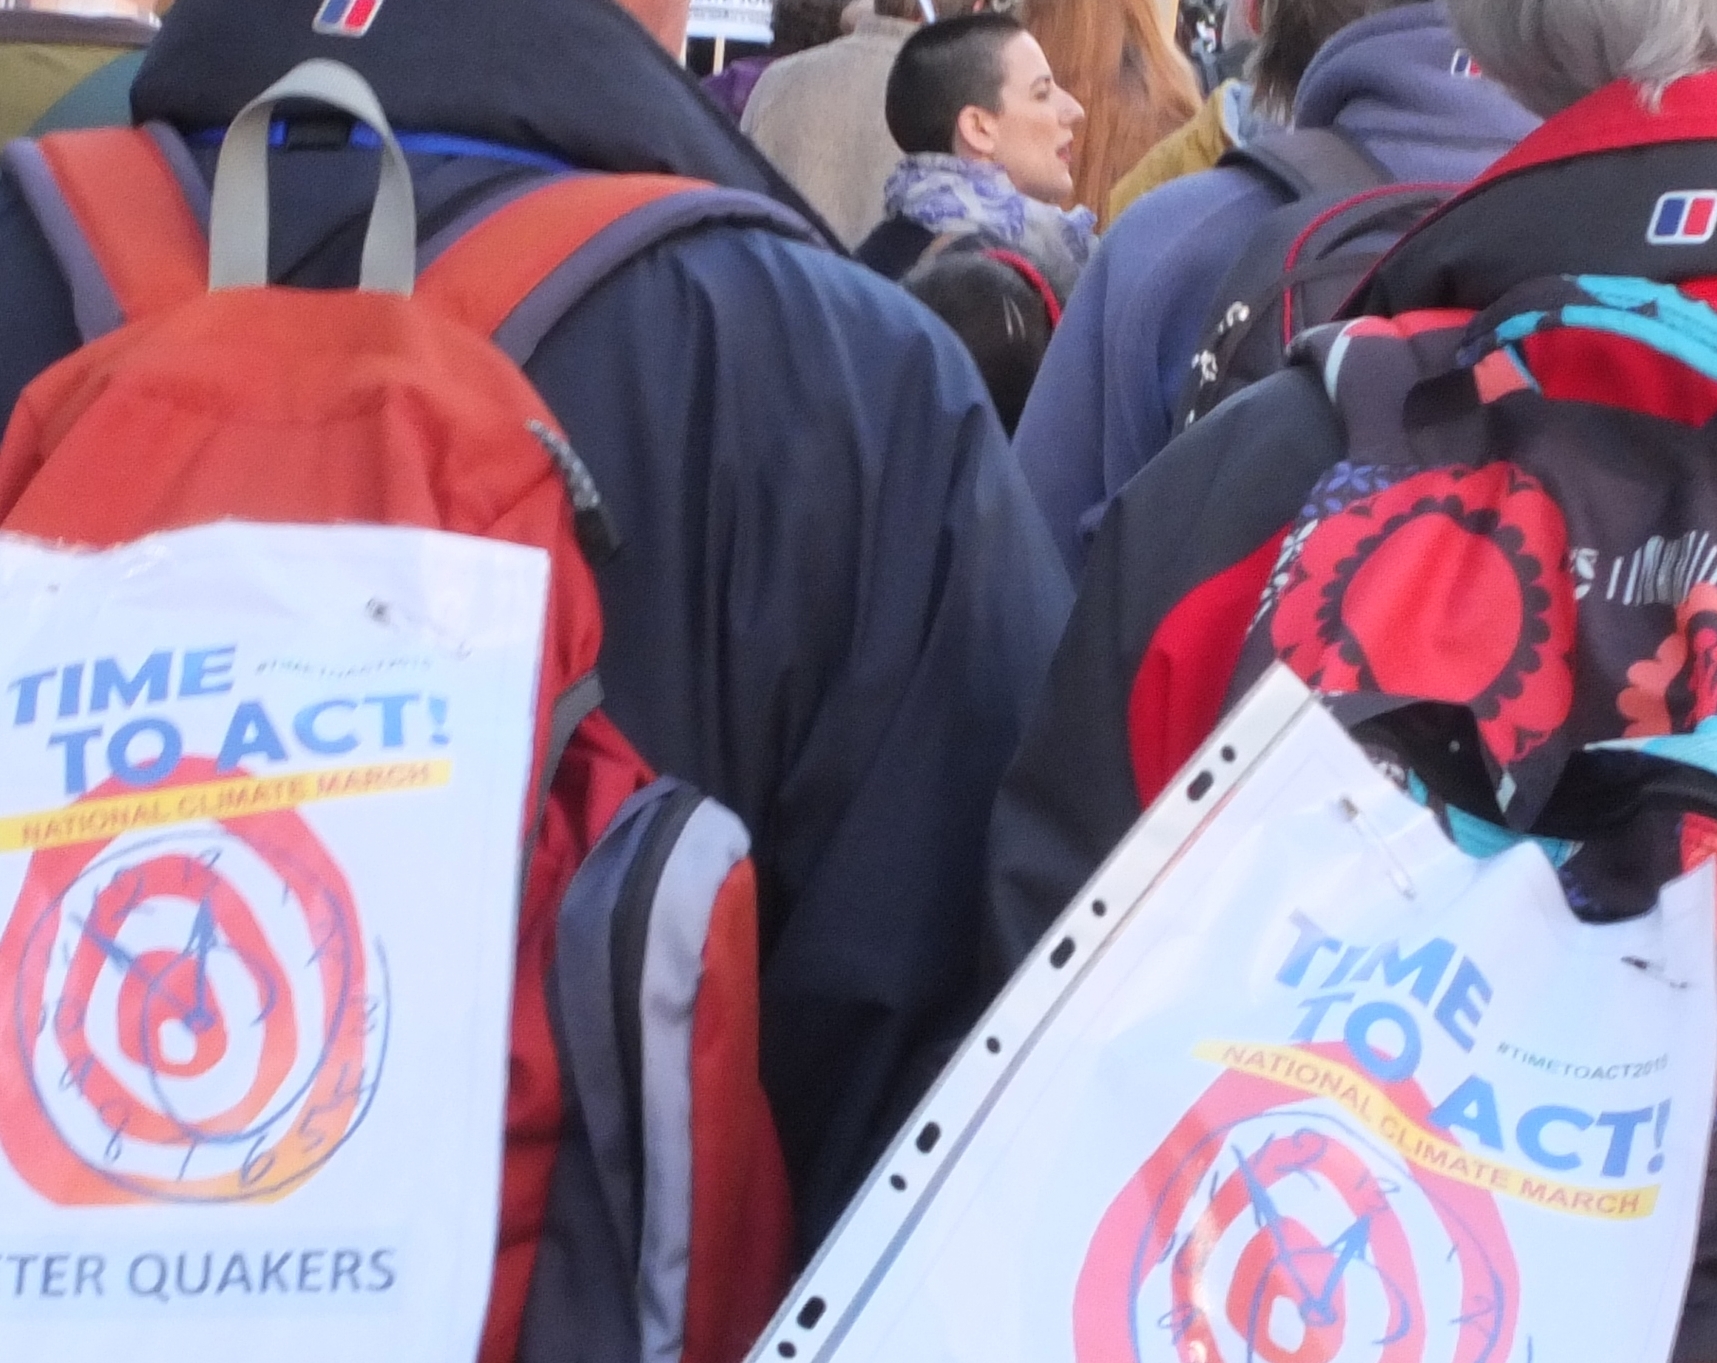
[983,31,1085,203]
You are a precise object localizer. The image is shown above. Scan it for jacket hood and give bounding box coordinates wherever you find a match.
[1352,69,1717,315]
[1294,1,1537,179]
[130,0,829,225]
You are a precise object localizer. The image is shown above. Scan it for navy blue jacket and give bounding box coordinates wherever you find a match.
[0,0,1073,1258]
[1011,2,1537,577]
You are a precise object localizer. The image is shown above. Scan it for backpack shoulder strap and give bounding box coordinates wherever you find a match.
[1170,175,1442,432]
[416,171,818,366]
[1220,126,1392,201]
[1279,182,1457,331]
[3,124,208,343]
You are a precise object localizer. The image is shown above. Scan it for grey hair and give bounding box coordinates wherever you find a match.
[1448,0,1717,115]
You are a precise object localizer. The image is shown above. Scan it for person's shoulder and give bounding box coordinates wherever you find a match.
[743,51,822,131]
[548,216,1008,521]
[1096,162,1290,308]
[1114,363,1340,524]
[746,34,856,102]
[1108,161,1287,251]
[645,217,888,294]
[740,53,795,129]
[840,17,914,61]
[601,218,984,385]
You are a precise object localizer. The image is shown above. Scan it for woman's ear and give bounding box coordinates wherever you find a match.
[954,103,998,159]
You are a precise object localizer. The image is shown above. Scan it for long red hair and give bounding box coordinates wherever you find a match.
[1023,0,1201,227]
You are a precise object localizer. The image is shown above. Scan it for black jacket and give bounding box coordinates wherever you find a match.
[0,0,1073,1260]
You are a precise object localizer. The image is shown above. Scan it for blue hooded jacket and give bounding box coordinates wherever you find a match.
[1013,1,1539,577]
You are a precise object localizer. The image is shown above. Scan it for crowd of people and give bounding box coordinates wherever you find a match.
[8,0,1717,1357]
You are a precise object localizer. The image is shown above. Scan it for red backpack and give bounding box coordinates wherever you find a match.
[0,59,802,1363]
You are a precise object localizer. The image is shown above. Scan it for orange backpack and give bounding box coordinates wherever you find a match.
[0,59,803,1363]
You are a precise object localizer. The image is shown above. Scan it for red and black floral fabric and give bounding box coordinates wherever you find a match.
[1229,274,1717,914]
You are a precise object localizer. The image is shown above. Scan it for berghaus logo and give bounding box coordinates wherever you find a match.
[313,0,382,38]
[1648,191,1717,246]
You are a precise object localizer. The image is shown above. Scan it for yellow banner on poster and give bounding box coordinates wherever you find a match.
[1196,1040,1660,1221]
[0,760,452,854]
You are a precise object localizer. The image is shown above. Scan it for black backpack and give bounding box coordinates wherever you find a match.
[1171,127,1454,432]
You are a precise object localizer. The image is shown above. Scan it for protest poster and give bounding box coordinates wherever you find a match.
[750,666,1717,1363]
[687,0,772,44]
[0,522,547,1362]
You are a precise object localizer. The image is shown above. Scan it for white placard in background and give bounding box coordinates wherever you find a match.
[688,0,772,44]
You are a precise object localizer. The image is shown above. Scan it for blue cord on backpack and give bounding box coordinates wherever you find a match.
[186,122,570,174]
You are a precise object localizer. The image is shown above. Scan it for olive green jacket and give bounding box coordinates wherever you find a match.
[0,10,155,141]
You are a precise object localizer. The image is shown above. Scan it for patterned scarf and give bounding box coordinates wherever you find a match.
[883,153,1097,298]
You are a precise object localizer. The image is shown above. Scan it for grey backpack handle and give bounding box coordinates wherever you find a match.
[209,58,415,296]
